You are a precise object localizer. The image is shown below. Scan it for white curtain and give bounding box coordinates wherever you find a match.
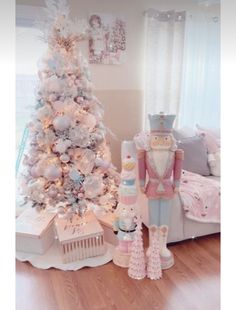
[179,11,220,129]
[144,9,186,129]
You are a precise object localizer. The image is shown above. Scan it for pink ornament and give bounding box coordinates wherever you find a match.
[53,115,71,131]
[75,96,84,104]
[44,165,62,181]
[30,166,41,178]
[48,185,58,198]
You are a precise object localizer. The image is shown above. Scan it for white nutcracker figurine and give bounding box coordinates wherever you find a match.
[134,113,184,269]
[113,155,138,267]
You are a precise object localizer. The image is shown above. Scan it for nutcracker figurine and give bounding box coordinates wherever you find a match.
[112,155,138,267]
[134,113,184,269]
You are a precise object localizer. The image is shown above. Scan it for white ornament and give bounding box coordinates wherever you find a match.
[53,115,71,131]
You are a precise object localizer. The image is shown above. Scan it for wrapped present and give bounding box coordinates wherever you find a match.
[54,211,106,263]
[16,207,56,255]
[96,212,118,246]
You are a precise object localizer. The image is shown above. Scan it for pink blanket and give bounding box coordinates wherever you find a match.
[179,170,220,223]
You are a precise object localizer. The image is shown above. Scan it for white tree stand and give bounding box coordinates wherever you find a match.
[16,241,114,271]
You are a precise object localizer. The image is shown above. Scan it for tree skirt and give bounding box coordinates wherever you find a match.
[16,241,115,271]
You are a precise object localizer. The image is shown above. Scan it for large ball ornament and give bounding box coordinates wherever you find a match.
[53,115,71,131]
[30,166,41,178]
[44,165,62,181]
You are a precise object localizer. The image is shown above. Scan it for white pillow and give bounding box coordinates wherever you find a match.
[208,151,220,177]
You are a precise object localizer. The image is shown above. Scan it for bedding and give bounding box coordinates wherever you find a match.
[179,170,220,224]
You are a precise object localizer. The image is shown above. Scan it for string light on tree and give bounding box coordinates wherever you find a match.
[19,0,120,214]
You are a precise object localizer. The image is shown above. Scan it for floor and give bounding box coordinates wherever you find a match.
[16,231,220,310]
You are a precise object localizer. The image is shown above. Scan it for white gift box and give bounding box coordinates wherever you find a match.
[54,211,106,264]
[16,208,56,255]
[96,212,118,246]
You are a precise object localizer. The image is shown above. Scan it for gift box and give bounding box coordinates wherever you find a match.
[16,207,56,255]
[54,211,106,263]
[96,212,119,246]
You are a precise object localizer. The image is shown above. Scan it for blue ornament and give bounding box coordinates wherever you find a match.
[69,168,84,184]
[47,59,57,70]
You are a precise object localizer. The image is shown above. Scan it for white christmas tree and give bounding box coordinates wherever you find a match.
[146,226,162,280]
[19,0,119,216]
[128,216,146,280]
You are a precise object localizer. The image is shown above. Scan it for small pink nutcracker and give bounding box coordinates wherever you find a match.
[134,113,184,269]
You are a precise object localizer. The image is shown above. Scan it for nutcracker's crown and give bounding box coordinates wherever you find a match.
[148,113,176,133]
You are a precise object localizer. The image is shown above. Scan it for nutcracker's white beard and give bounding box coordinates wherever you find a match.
[151,149,171,176]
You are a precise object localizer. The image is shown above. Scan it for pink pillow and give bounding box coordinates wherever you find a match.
[196,124,220,141]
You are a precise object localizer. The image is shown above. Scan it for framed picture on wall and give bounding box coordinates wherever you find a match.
[88,13,126,65]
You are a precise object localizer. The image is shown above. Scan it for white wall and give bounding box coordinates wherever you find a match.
[16,0,220,169]
[16,0,220,90]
